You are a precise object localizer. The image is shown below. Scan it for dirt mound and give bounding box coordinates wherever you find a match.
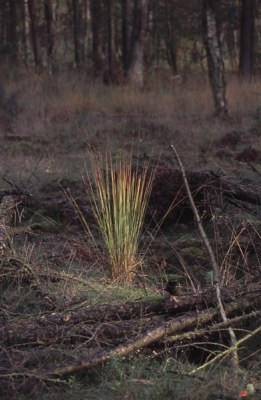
[147,166,212,224]
[235,146,261,162]
[214,130,249,148]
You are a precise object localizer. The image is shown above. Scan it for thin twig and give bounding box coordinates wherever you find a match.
[170,144,238,382]
[243,158,261,179]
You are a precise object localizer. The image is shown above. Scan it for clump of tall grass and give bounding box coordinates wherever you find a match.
[83,150,154,283]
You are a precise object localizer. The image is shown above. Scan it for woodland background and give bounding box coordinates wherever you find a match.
[0,1,257,88]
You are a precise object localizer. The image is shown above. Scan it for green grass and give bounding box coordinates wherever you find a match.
[80,150,154,282]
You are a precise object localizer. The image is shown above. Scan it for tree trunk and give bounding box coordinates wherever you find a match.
[165,0,178,75]
[44,0,56,65]
[128,0,148,88]
[107,0,116,83]
[83,0,89,61]
[22,0,30,68]
[225,28,237,72]
[27,0,42,69]
[91,0,104,77]
[72,0,85,70]
[239,0,255,78]
[7,0,17,63]
[122,0,131,75]
[202,0,228,117]
[0,1,7,43]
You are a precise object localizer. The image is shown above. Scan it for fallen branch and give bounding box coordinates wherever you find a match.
[0,316,164,347]
[1,283,260,347]
[28,291,261,379]
[33,279,261,325]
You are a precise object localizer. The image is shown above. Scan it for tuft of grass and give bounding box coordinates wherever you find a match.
[82,150,154,282]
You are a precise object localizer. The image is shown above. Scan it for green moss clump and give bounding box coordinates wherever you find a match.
[180,246,208,266]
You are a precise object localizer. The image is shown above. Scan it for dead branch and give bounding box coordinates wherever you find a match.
[0,316,164,347]
[27,291,261,379]
[35,280,260,326]
[1,283,260,347]
[41,280,261,322]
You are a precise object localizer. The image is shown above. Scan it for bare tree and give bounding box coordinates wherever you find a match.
[122,0,131,76]
[72,0,85,70]
[107,0,116,83]
[0,2,7,43]
[8,0,17,56]
[239,0,255,78]
[0,1,17,61]
[91,0,104,77]
[202,0,228,116]
[165,0,178,75]
[27,0,42,69]
[44,0,56,71]
[44,0,55,59]
[20,0,30,68]
[128,0,148,87]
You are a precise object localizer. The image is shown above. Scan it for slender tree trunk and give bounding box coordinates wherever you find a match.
[83,0,88,59]
[239,0,255,78]
[225,28,237,72]
[0,1,7,43]
[72,0,84,70]
[202,0,228,117]
[5,0,17,63]
[107,0,116,83]
[128,0,148,88]
[122,0,131,75]
[27,0,42,69]
[165,0,178,75]
[22,0,30,68]
[8,0,17,43]
[90,0,104,77]
[44,0,56,62]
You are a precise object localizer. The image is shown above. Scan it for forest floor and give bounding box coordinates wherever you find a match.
[1,71,261,399]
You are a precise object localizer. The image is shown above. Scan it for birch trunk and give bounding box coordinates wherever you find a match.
[128,0,148,88]
[202,0,228,116]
